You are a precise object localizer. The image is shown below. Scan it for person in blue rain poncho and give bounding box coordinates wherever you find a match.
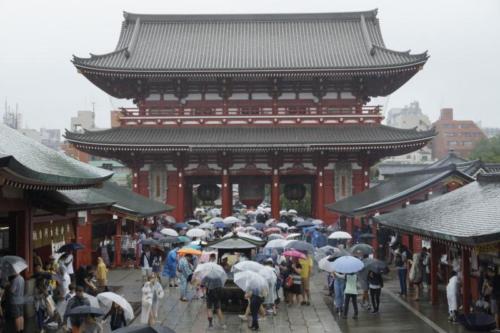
[163,247,179,287]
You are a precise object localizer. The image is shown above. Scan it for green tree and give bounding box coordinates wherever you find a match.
[470,135,500,163]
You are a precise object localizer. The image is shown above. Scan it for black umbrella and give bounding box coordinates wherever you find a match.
[113,324,176,333]
[329,249,350,260]
[56,243,85,253]
[350,243,374,256]
[67,305,104,317]
[141,239,160,246]
[363,258,388,274]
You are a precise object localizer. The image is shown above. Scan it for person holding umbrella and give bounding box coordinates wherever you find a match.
[103,302,127,330]
[163,246,179,288]
[343,273,358,319]
[63,285,91,332]
[178,254,194,302]
[367,270,383,313]
[7,271,25,333]
[287,257,303,305]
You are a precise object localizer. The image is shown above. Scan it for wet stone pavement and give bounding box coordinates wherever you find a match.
[105,268,482,333]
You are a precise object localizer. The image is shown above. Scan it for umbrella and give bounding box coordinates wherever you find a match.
[97,292,134,321]
[283,250,306,259]
[160,228,179,237]
[276,222,289,230]
[184,243,202,250]
[328,231,352,240]
[57,293,99,317]
[213,221,226,229]
[264,227,281,235]
[186,219,201,226]
[177,236,191,243]
[312,219,324,225]
[165,215,177,224]
[285,240,314,254]
[258,266,277,284]
[318,257,337,272]
[223,216,241,225]
[113,324,176,333]
[268,234,285,240]
[286,233,301,240]
[140,239,160,246]
[178,248,202,256]
[199,223,213,230]
[221,253,238,266]
[193,262,227,288]
[234,271,269,295]
[331,256,364,274]
[287,209,298,215]
[233,261,265,273]
[359,233,375,240]
[56,243,85,253]
[265,218,277,226]
[0,256,28,275]
[363,258,388,274]
[173,223,189,230]
[252,223,266,230]
[186,228,206,238]
[209,217,224,224]
[350,243,374,256]
[67,305,104,317]
[265,239,289,249]
[296,220,314,228]
[158,236,178,244]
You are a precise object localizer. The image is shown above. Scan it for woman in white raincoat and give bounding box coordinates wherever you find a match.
[141,275,164,324]
[446,271,460,322]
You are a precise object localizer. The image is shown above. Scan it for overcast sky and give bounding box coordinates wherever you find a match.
[1,0,499,131]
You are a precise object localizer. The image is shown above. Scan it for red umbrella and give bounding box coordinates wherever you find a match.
[264,227,281,235]
[283,250,306,259]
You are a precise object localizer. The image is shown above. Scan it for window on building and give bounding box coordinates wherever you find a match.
[448,141,458,146]
[444,132,457,137]
[463,141,474,146]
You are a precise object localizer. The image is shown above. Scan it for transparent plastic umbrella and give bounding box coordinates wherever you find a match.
[286,233,301,240]
[209,217,224,224]
[223,216,242,225]
[0,256,27,276]
[199,222,213,230]
[232,261,265,273]
[265,239,289,249]
[276,223,289,230]
[350,243,374,256]
[234,271,269,295]
[285,240,314,254]
[268,234,285,240]
[328,231,352,240]
[97,292,134,321]
[258,266,277,284]
[160,228,178,237]
[193,262,227,288]
[186,228,206,238]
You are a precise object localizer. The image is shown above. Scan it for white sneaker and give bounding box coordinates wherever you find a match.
[238,315,247,321]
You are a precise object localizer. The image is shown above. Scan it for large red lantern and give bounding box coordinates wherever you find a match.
[284,183,306,201]
[239,181,265,208]
[197,184,220,202]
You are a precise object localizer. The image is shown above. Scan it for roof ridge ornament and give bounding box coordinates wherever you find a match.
[125,17,141,59]
[360,14,376,56]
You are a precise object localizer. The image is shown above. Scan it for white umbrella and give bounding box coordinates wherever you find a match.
[160,228,179,237]
[0,256,28,275]
[288,209,298,215]
[233,261,265,273]
[312,219,324,225]
[199,222,213,230]
[97,292,134,321]
[193,262,228,287]
[318,257,337,272]
[165,215,176,224]
[265,239,289,249]
[234,271,269,295]
[223,216,241,225]
[286,233,301,240]
[209,217,224,224]
[186,219,201,226]
[186,228,206,238]
[265,218,277,226]
[258,266,277,284]
[328,231,352,240]
[331,256,364,274]
[276,222,289,230]
[267,233,285,240]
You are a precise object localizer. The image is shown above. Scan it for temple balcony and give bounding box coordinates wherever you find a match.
[116,99,382,127]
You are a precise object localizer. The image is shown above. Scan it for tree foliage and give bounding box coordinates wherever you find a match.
[470,136,500,163]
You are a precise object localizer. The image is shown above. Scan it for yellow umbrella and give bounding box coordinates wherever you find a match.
[178,248,202,256]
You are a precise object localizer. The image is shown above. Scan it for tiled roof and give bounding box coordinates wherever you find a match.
[326,165,474,216]
[37,181,173,218]
[65,125,435,152]
[73,10,427,74]
[374,173,500,246]
[377,163,428,176]
[0,124,112,190]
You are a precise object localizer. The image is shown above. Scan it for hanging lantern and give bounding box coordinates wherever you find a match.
[197,184,220,202]
[284,183,306,201]
[239,180,265,208]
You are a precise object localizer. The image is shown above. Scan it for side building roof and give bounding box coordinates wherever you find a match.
[0,124,112,190]
[374,173,500,246]
[326,165,474,217]
[73,10,427,77]
[64,125,435,153]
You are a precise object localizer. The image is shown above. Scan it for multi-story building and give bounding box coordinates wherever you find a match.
[432,108,486,159]
[384,101,434,164]
[40,128,61,151]
[70,110,95,132]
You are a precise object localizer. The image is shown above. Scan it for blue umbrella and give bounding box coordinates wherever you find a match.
[214,222,226,229]
[253,223,265,230]
[331,256,364,274]
[173,223,189,230]
[57,243,85,253]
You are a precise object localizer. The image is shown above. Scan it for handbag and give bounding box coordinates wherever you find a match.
[285,276,294,288]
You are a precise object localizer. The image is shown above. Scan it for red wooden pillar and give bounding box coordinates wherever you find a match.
[17,209,33,277]
[114,218,122,267]
[177,168,185,222]
[315,166,325,220]
[221,169,232,217]
[131,167,140,194]
[271,168,280,219]
[430,240,439,305]
[462,248,471,314]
